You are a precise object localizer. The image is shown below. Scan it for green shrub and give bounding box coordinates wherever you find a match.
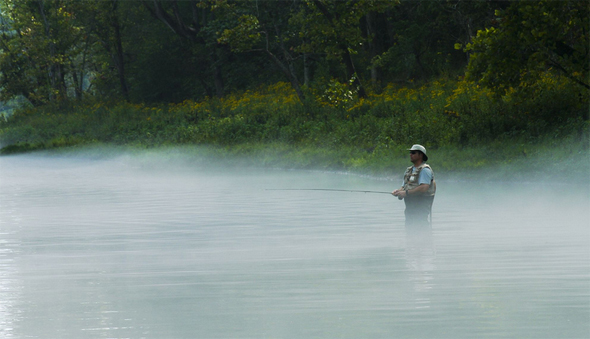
[1,75,587,178]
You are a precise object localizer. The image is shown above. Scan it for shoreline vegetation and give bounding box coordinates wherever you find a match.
[1,0,588,183]
[1,76,588,181]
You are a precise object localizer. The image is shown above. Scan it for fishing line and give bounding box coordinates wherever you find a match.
[265,188,392,194]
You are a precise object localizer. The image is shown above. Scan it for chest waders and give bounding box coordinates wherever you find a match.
[402,164,436,226]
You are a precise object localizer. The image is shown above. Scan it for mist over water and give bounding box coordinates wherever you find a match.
[1,150,588,338]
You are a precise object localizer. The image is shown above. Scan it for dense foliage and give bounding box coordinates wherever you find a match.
[464,1,589,93]
[1,0,587,104]
[1,75,587,173]
[0,0,518,104]
[0,0,588,177]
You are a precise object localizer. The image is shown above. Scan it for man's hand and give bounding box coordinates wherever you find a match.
[392,189,405,200]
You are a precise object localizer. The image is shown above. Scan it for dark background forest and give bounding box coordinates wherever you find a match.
[1,0,586,106]
[0,0,588,175]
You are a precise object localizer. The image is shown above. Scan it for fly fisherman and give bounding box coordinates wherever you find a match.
[392,144,436,226]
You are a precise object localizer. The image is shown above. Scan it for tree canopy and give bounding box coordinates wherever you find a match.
[0,0,587,106]
[465,0,589,93]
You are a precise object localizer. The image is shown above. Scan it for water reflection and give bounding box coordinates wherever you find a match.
[0,192,21,338]
[0,239,19,338]
[404,225,435,309]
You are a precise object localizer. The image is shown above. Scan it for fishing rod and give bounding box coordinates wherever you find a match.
[266,188,392,195]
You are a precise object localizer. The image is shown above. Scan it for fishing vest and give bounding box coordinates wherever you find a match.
[403,163,436,196]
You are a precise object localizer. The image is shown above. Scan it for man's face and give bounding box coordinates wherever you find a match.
[410,150,422,163]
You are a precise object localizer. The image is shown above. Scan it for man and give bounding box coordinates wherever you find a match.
[392,144,436,226]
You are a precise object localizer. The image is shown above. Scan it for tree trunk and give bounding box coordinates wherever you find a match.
[303,53,311,87]
[146,1,226,98]
[37,1,59,101]
[212,46,224,97]
[365,12,380,87]
[110,0,129,101]
[213,64,224,97]
[266,50,305,102]
[341,45,367,98]
[71,69,83,100]
[311,0,367,98]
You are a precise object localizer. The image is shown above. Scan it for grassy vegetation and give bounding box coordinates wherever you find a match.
[0,75,588,180]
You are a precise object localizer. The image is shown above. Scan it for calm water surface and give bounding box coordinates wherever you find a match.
[0,152,588,338]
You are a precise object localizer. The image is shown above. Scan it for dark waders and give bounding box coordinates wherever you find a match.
[404,195,434,227]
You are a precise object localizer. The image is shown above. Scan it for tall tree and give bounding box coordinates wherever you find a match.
[370,1,495,82]
[98,0,130,101]
[465,0,589,93]
[217,0,307,102]
[143,0,227,97]
[0,0,90,105]
[295,0,397,98]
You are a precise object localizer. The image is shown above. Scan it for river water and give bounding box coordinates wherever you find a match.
[0,151,588,338]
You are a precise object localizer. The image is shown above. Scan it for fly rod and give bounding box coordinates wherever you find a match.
[266,188,392,195]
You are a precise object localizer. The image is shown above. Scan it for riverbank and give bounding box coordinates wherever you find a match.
[4,132,587,184]
[1,77,588,181]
